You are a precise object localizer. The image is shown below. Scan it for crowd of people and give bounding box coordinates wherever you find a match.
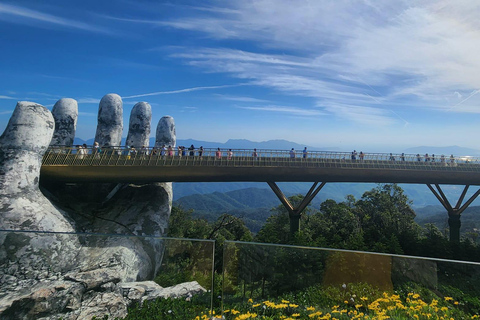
[73,143,460,165]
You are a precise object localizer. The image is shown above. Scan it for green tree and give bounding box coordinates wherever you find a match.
[354,184,420,254]
[167,206,212,239]
[255,195,311,244]
[305,198,365,250]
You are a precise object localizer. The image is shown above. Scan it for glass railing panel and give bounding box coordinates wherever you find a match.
[0,230,214,319]
[222,241,480,319]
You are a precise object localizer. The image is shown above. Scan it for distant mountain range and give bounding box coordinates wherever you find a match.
[172,181,480,209]
[174,187,480,235]
[74,137,480,156]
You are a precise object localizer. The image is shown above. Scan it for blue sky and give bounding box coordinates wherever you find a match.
[1,0,480,152]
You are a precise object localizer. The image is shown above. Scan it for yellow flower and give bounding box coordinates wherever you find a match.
[444,297,454,301]
[307,306,315,311]
[248,298,253,303]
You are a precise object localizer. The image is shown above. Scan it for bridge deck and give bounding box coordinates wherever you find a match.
[40,147,480,185]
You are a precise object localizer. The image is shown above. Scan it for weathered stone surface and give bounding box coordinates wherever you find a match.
[94,93,123,147]
[50,98,78,147]
[141,281,207,303]
[65,268,121,290]
[155,115,176,148]
[126,102,151,149]
[119,281,161,302]
[0,102,54,194]
[0,277,206,320]
[0,279,85,320]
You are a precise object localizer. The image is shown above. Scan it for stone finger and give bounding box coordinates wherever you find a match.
[94,93,123,147]
[126,102,152,149]
[155,116,176,148]
[50,98,78,147]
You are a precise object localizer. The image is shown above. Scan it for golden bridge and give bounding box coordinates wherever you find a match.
[41,146,480,241]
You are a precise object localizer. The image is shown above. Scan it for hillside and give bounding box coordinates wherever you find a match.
[416,205,480,235]
[174,187,480,235]
[173,182,459,207]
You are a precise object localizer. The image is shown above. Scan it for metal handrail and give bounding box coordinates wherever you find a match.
[41,146,480,172]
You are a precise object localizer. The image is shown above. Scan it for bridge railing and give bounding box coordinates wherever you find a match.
[42,146,480,172]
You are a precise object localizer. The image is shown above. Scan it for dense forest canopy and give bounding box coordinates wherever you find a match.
[168,184,480,262]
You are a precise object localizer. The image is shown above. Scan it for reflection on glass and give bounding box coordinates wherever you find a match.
[222,241,480,318]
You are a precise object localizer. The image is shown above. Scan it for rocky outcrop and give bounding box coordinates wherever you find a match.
[0,95,183,319]
[0,272,205,320]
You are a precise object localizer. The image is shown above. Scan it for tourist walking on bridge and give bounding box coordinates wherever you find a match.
[188,144,195,156]
[302,147,308,159]
[290,148,296,159]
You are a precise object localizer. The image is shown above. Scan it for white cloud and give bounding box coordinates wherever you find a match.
[115,0,480,124]
[123,84,248,99]
[323,104,396,126]
[0,95,15,99]
[0,3,111,34]
[238,105,325,117]
[77,98,100,104]
[215,94,270,103]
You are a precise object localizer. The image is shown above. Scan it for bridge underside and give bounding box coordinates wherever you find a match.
[41,165,480,185]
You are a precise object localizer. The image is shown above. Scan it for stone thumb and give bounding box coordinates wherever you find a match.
[0,101,54,194]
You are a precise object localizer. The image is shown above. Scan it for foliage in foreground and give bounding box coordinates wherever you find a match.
[94,282,480,320]
[201,283,480,320]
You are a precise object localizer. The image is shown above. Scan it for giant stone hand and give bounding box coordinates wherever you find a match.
[0,94,176,319]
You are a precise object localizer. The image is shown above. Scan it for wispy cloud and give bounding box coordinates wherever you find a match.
[215,94,270,103]
[0,3,111,34]
[0,95,15,100]
[123,84,249,99]
[147,0,480,122]
[238,105,325,117]
[77,98,100,104]
[322,104,395,126]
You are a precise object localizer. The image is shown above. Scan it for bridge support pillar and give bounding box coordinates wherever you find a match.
[267,181,326,236]
[427,184,480,242]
